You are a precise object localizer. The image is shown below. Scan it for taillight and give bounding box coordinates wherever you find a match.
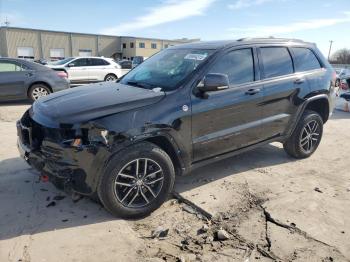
[57,71,68,78]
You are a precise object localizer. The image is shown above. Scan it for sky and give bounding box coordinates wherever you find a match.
[0,0,350,57]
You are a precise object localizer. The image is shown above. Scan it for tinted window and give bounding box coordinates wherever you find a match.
[260,47,293,78]
[120,61,132,69]
[208,49,254,85]
[73,58,89,67]
[91,59,109,66]
[139,42,145,48]
[292,48,321,72]
[151,43,157,49]
[0,62,23,72]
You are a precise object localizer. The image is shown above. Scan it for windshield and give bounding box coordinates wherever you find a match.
[51,57,74,65]
[120,49,214,91]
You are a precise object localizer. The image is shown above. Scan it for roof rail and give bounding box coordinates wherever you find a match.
[237,37,304,42]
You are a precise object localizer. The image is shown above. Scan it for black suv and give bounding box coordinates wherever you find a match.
[17,38,336,218]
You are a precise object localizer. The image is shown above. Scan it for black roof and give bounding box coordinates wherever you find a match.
[170,38,313,50]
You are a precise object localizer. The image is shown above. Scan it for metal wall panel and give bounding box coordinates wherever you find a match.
[98,36,121,58]
[71,34,97,56]
[5,29,40,59]
[41,32,71,59]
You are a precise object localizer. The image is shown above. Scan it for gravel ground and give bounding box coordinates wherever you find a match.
[0,102,349,262]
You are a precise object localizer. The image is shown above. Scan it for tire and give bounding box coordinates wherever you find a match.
[283,110,323,159]
[104,74,118,82]
[97,142,175,218]
[28,84,51,102]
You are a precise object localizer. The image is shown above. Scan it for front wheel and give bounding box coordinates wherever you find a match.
[283,110,323,159]
[98,142,175,218]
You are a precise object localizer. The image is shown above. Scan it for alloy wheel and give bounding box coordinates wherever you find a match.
[299,120,320,153]
[105,75,117,81]
[114,158,164,208]
[32,87,49,100]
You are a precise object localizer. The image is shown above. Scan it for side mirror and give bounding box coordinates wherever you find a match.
[198,73,229,93]
[67,63,75,67]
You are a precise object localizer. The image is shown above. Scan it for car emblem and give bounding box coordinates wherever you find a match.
[182,105,189,112]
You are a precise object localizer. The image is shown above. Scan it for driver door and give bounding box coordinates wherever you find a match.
[191,48,264,162]
[67,58,90,82]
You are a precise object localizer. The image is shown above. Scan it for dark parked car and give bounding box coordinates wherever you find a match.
[118,60,132,69]
[17,38,336,218]
[0,58,70,102]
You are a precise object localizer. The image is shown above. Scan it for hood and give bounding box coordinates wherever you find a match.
[31,82,165,127]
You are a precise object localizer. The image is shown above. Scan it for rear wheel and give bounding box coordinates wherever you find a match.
[283,110,323,159]
[104,74,118,82]
[29,84,51,102]
[98,142,175,218]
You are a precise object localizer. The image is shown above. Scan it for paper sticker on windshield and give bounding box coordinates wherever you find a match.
[185,53,207,61]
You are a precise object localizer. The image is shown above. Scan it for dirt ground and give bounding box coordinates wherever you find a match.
[0,102,349,262]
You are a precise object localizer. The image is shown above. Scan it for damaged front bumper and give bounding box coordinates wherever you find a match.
[16,114,109,196]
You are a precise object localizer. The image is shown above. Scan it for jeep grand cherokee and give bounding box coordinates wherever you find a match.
[17,38,336,218]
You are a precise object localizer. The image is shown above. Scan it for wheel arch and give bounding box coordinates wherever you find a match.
[304,96,330,123]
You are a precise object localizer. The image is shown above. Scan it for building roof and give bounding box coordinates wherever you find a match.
[0,26,198,43]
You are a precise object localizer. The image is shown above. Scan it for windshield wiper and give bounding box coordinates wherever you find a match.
[127,81,158,89]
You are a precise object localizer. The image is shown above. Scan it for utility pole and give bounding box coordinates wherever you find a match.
[328,40,334,61]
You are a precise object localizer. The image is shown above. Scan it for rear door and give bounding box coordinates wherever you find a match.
[290,47,326,92]
[258,46,308,139]
[191,47,265,161]
[67,58,90,82]
[0,60,28,99]
[89,58,110,81]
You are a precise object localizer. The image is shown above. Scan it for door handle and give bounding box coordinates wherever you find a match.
[245,88,261,95]
[294,78,305,84]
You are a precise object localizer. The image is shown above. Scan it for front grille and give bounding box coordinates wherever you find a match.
[18,111,44,150]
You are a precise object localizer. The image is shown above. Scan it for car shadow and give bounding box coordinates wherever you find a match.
[331,110,350,120]
[175,143,295,193]
[0,100,31,106]
[0,143,296,241]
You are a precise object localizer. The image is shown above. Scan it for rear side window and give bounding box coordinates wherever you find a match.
[0,62,23,72]
[260,47,293,78]
[291,47,321,72]
[91,59,110,66]
[209,48,254,85]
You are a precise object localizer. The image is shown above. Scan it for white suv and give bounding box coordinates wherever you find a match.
[47,57,129,84]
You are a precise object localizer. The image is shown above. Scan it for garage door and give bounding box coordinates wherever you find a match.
[50,48,65,60]
[17,47,34,60]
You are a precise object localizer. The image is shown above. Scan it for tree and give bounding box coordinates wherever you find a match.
[331,48,350,64]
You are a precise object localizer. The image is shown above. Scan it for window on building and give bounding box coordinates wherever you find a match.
[260,47,293,78]
[139,42,145,48]
[130,42,134,48]
[122,43,127,49]
[50,48,65,61]
[209,49,254,86]
[0,61,24,72]
[78,49,92,57]
[17,47,34,60]
[151,43,157,49]
[291,47,321,72]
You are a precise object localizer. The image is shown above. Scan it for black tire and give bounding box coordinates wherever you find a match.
[283,110,323,159]
[104,74,118,82]
[28,84,51,102]
[97,142,175,218]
